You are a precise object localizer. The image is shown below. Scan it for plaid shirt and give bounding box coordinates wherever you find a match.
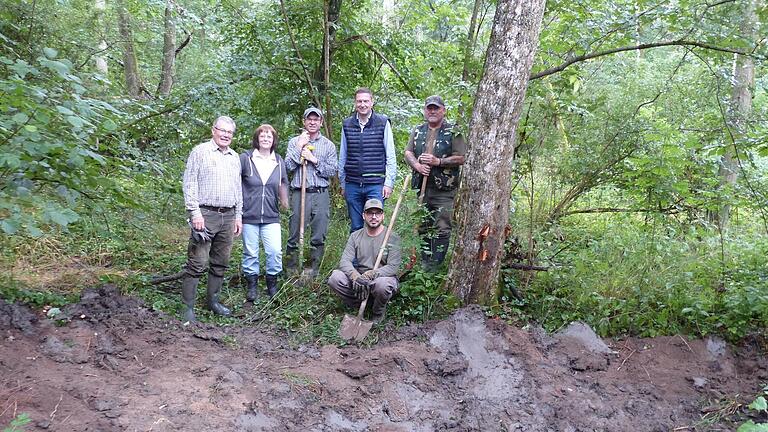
[183,139,243,220]
[285,133,338,189]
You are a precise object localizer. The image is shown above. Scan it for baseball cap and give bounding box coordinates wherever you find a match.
[425,95,445,108]
[363,199,384,212]
[303,107,323,119]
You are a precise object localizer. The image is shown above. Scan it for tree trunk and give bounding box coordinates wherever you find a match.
[94,0,108,75]
[460,0,482,83]
[316,0,341,138]
[116,0,143,98]
[321,0,336,139]
[446,0,546,305]
[717,0,758,231]
[157,0,176,96]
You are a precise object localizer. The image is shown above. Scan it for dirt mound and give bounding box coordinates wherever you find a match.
[1,286,765,431]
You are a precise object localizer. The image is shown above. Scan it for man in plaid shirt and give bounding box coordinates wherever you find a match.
[284,107,338,277]
[180,116,243,323]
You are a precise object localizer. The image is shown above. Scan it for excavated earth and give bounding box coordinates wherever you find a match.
[1,284,766,431]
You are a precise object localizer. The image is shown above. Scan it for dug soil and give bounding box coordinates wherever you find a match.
[1,285,765,431]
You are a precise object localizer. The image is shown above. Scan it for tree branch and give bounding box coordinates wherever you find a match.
[76,42,117,70]
[355,36,416,98]
[559,205,682,216]
[278,0,322,108]
[530,40,764,80]
[506,262,548,271]
[174,29,192,56]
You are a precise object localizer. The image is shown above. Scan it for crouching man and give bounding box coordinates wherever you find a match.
[328,199,402,324]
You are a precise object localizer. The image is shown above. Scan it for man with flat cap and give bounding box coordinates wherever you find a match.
[328,198,402,324]
[404,95,466,271]
[284,107,338,277]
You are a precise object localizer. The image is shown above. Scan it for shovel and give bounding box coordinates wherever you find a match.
[339,173,411,342]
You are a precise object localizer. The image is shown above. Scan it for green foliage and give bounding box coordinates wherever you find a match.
[391,269,458,323]
[0,278,76,308]
[737,385,768,431]
[3,413,31,432]
[1,0,767,354]
[508,218,768,341]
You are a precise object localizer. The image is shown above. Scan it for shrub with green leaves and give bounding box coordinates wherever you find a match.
[0,47,123,236]
[518,219,768,340]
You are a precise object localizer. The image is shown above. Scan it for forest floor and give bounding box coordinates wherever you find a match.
[1,284,766,432]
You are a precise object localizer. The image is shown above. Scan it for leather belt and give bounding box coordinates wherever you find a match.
[294,187,327,193]
[200,205,234,213]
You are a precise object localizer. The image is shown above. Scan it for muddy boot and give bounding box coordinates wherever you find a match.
[245,274,259,302]
[206,275,231,317]
[431,236,450,268]
[371,302,387,325]
[284,247,299,275]
[265,274,279,298]
[181,276,198,323]
[308,245,325,278]
[421,237,437,272]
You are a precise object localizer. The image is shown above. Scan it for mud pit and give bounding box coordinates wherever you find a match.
[1,285,765,431]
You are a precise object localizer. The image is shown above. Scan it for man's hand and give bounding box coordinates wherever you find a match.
[418,153,439,166]
[191,216,205,231]
[234,220,243,236]
[360,269,379,281]
[382,185,393,199]
[353,278,371,300]
[295,130,310,151]
[300,146,317,164]
[415,163,431,176]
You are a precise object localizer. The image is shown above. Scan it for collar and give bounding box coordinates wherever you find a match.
[252,150,276,161]
[356,111,373,126]
[207,139,235,155]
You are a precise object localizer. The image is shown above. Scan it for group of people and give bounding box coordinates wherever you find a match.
[179,88,466,324]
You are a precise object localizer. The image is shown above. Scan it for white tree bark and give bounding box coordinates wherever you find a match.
[94,0,108,75]
[717,0,758,231]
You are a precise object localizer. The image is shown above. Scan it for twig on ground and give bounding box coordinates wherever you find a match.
[677,334,693,353]
[49,394,63,421]
[616,348,637,371]
[641,364,651,380]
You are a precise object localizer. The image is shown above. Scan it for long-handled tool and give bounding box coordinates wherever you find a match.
[417,136,436,204]
[298,161,307,273]
[339,174,411,342]
[405,137,435,275]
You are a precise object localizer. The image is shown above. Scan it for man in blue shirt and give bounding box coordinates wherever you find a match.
[338,88,397,232]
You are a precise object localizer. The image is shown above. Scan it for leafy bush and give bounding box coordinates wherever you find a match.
[516,219,768,340]
[0,48,125,235]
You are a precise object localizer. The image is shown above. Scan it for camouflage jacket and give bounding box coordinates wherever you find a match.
[410,121,462,191]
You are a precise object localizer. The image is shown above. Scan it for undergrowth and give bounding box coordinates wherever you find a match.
[3,193,766,345]
[509,217,768,341]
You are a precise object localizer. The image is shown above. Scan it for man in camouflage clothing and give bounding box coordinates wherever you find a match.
[404,95,466,271]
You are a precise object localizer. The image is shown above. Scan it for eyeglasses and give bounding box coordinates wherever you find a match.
[305,117,322,123]
[214,126,235,135]
[365,210,383,216]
